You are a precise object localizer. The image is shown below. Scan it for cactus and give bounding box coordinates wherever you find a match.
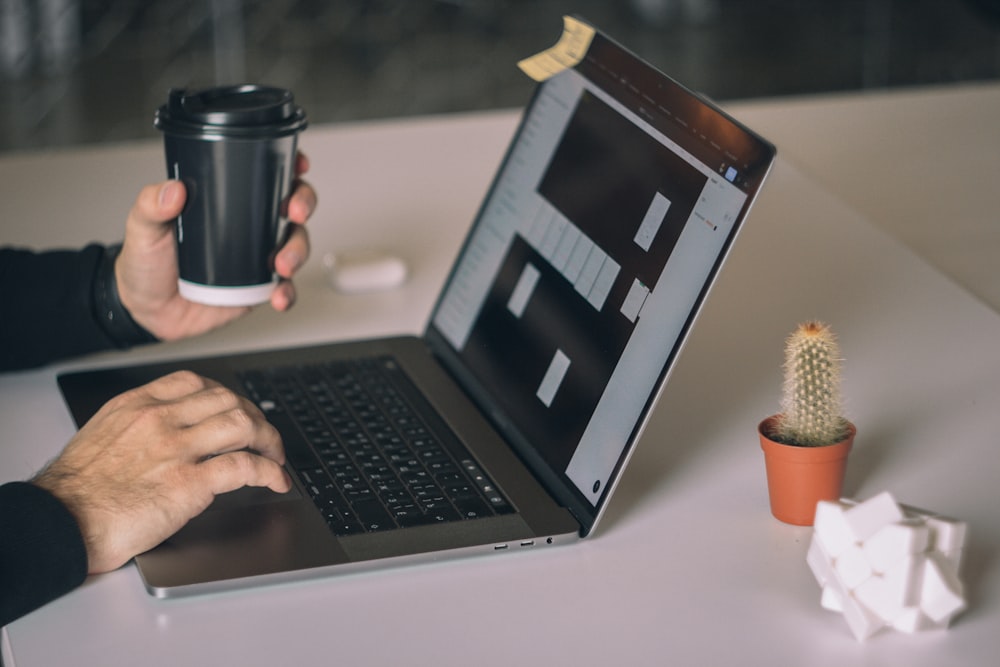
[775,321,850,447]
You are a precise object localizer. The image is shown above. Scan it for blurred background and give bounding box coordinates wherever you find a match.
[2,0,999,154]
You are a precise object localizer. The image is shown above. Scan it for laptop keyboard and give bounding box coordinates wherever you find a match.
[240,356,514,536]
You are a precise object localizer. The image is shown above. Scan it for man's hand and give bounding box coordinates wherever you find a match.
[116,152,318,341]
[33,371,291,573]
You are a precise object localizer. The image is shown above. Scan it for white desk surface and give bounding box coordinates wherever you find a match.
[3,83,999,666]
[733,81,1000,314]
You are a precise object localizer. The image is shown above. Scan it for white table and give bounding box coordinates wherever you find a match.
[3,84,1000,666]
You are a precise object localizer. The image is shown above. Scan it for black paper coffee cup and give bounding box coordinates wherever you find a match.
[154,85,307,306]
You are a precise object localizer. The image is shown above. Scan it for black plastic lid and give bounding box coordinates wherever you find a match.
[154,85,307,138]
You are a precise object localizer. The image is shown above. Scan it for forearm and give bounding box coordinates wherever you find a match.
[0,244,156,371]
[0,481,88,627]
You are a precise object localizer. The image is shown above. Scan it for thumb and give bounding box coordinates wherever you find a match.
[126,180,186,243]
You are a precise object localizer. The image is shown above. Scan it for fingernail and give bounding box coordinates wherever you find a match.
[159,180,182,208]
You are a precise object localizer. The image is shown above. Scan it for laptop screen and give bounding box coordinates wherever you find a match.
[427,31,774,532]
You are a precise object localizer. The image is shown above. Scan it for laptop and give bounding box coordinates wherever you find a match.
[58,19,776,598]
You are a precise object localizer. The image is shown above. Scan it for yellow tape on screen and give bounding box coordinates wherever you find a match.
[517,16,596,82]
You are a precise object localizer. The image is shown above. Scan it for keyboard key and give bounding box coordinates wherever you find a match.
[423,507,461,523]
[328,518,365,537]
[396,513,440,528]
[352,499,394,532]
[454,497,491,520]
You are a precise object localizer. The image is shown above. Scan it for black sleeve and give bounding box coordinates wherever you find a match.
[0,246,159,625]
[0,482,89,627]
[0,244,157,372]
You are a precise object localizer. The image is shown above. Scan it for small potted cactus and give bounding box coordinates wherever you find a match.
[758,321,856,526]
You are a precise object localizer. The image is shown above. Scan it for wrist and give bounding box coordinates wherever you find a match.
[92,244,159,348]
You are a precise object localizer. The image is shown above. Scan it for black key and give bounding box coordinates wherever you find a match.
[396,513,439,528]
[454,497,491,520]
[351,499,395,532]
[422,507,461,524]
[265,411,321,470]
[435,472,463,485]
[323,451,351,466]
[409,436,438,449]
[484,492,514,514]
[391,505,424,521]
[329,463,362,479]
[419,498,450,512]
[491,502,516,515]
[399,469,431,484]
[297,467,323,487]
[339,479,367,493]
[412,485,445,501]
[426,460,458,475]
[446,487,479,502]
[345,488,375,503]
[328,518,365,537]
[382,491,413,508]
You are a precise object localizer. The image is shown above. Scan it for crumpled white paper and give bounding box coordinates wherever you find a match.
[807,491,967,641]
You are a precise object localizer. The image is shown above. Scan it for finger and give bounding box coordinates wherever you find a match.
[183,408,285,464]
[274,222,309,278]
[270,280,296,312]
[295,151,310,176]
[287,179,316,224]
[143,370,221,401]
[198,450,293,495]
[125,180,186,244]
[162,383,261,429]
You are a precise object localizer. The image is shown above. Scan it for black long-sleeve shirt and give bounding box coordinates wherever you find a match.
[1,245,114,371]
[1,244,154,627]
[0,482,88,627]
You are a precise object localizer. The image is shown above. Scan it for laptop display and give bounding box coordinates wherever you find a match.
[427,31,774,533]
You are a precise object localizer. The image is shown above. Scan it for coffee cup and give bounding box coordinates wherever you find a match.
[154,85,307,306]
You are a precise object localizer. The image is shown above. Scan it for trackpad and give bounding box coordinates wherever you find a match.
[207,482,302,511]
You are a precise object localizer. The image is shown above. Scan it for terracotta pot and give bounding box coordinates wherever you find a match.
[758,415,855,526]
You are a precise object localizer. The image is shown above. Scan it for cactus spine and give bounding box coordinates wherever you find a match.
[776,321,849,447]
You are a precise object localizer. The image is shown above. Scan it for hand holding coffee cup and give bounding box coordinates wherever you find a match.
[154,85,308,306]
